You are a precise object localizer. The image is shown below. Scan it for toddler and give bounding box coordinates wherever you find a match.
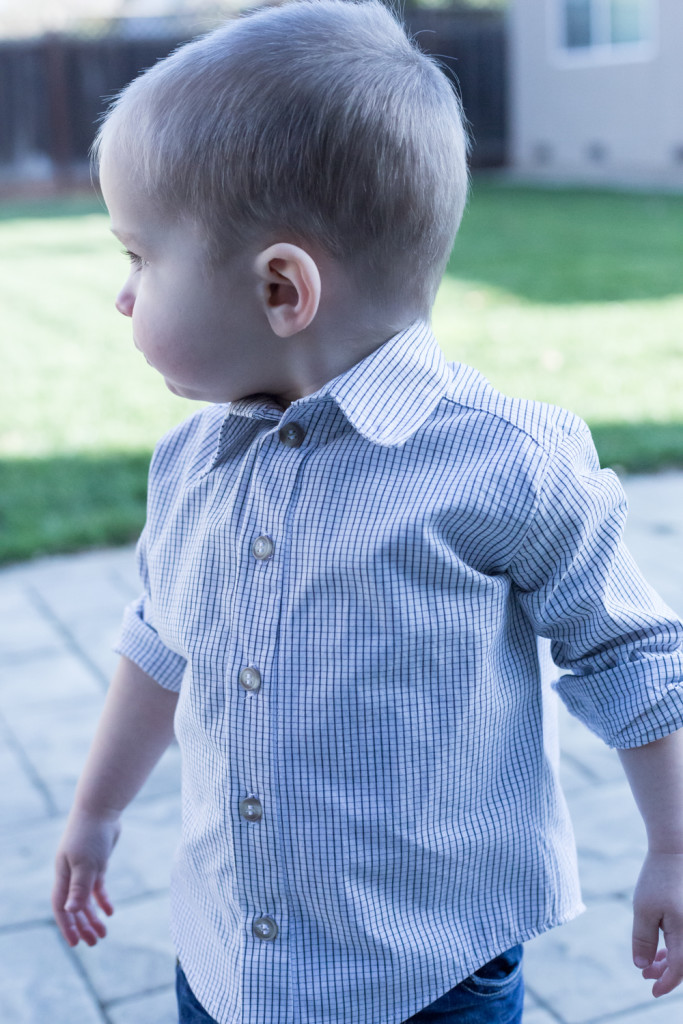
[52,2,683,1022]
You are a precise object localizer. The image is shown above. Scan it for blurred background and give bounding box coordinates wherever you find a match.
[1,0,682,565]
[1,3,683,1022]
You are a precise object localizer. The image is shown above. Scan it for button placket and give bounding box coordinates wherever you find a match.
[237,421,308,951]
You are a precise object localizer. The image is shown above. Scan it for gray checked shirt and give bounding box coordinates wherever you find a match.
[116,320,683,1024]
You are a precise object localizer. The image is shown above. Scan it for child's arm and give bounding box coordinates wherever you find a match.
[52,655,179,947]
[617,728,683,997]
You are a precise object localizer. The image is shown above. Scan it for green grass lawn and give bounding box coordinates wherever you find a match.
[437,183,683,470]
[2,181,683,563]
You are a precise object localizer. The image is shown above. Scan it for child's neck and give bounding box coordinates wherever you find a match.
[272,312,419,408]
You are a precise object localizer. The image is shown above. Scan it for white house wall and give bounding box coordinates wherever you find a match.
[509,0,683,185]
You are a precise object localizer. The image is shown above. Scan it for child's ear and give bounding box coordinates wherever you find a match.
[254,243,321,337]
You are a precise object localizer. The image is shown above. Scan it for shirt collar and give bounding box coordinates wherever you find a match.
[223,320,451,448]
[321,320,450,446]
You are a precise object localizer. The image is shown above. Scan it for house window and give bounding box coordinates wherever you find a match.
[560,0,652,52]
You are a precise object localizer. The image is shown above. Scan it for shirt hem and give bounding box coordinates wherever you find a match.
[372,903,587,1024]
[171,902,587,1024]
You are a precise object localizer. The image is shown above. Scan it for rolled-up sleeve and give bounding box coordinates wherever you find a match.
[509,421,683,749]
[114,526,187,693]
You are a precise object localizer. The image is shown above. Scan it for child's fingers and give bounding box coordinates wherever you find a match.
[652,961,682,998]
[632,906,661,969]
[641,942,683,997]
[642,949,667,981]
[52,857,82,946]
[52,859,106,947]
[652,923,683,997]
[81,903,108,943]
[71,908,102,947]
[54,909,81,948]
[53,901,92,948]
[93,875,114,917]
[58,902,108,948]
[63,864,98,914]
[51,858,70,919]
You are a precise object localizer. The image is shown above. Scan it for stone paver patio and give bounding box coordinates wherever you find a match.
[2,471,683,1023]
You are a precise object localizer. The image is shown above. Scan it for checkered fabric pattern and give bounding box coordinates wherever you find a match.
[117,321,683,1024]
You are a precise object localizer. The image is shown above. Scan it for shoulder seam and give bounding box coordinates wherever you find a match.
[441,372,584,458]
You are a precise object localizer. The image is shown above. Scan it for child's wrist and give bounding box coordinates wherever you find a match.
[645,818,683,854]
[70,799,123,824]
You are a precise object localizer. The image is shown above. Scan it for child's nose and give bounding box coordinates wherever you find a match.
[115,280,136,317]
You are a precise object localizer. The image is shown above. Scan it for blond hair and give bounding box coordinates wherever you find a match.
[93,0,469,315]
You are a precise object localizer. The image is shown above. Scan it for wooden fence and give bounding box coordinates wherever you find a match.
[0,7,506,186]
[405,7,507,167]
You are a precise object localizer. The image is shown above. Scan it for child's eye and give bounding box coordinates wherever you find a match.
[121,248,146,269]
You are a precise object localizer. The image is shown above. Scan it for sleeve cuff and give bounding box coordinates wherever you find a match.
[114,599,187,693]
[554,654,683,748]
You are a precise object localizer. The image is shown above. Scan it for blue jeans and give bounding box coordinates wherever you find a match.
[176,945,524,1023]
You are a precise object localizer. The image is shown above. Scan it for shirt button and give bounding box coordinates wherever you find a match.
[252,535,274,560]
[239,666,262,692]
[239,796,263,822]
[252,916,278,941]
[278,422,305,448]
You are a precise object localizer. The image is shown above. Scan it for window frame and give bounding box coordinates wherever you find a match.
[550,0,657,66]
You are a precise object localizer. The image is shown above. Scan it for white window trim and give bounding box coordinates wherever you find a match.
[548,0,658,67]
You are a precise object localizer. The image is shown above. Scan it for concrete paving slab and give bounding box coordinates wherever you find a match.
[107,986,177,1024]
[1,546,139,593]
[30,566,135,620]
[607,996,683,1023]
[523,900,677,1023]
[621,471,683,616]
[0,816,78,927]
[73,891,175,1005]
[0,648,103,708]
[0,583,65,663]
[558,752,597,798]
[0,926,105,1024]
[3,692,106,813]
[523,1009,561,1024]
[0,789,180,929]
[66,615,127,682]
[3,692,178,818]
[523,988,560,1023]
[556,705,626,786]
[2,472,683,1023]
[0,728,49,826]
[567,779,647,900]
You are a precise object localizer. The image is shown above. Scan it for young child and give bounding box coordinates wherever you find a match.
[52,2,683,1022]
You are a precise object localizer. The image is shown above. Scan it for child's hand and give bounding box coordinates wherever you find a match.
[631,851,683,997]
[51,808,121,947]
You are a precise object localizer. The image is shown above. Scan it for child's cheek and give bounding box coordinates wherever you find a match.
[131,306,163,370]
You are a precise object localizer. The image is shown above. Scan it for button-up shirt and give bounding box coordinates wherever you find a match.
[116,320,683,1024]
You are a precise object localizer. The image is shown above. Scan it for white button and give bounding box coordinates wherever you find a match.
[252,915,278,941]
[239,796,263,822]
[239,666,262,692]
[252,535,274,560]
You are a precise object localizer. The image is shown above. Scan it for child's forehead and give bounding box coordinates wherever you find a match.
[99,140,165,208]
[100,152,167,236]
[99,150,140,210]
